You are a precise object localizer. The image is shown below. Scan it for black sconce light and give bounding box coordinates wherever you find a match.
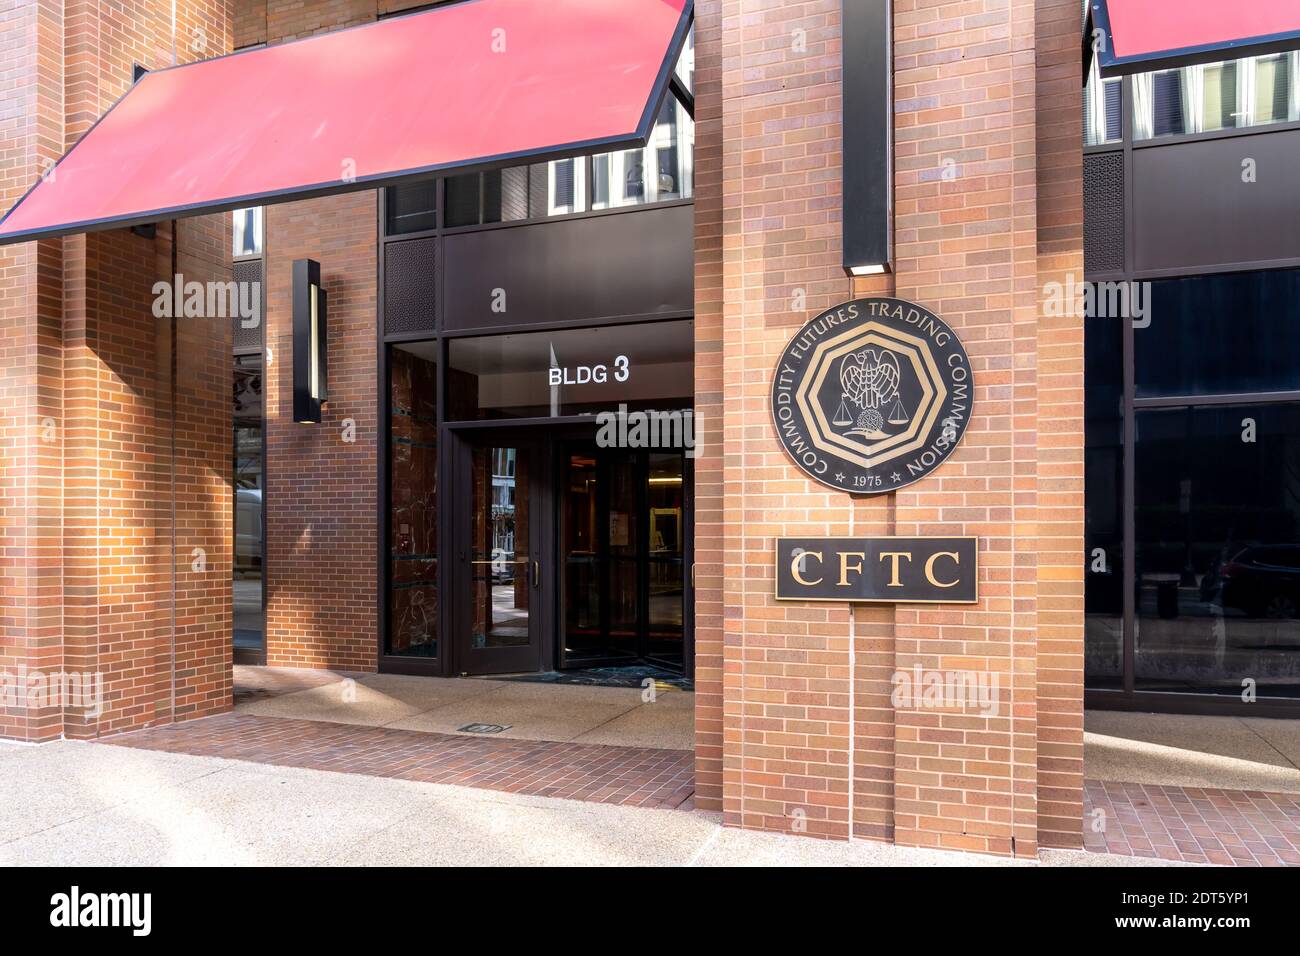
[842,0,892,276]
[292,258,328,424]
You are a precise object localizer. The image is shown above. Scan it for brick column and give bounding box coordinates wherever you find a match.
[691,0,725,810]
[2,0,234,741]
[173,213,236,721]
[1033,0,1086,850]
[0,0,65,742]
[701,0,1084,853]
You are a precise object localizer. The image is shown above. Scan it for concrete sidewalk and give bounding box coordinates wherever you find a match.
[0,738,1164,867]
[1085,710,1300,793]
[235,669,696,750]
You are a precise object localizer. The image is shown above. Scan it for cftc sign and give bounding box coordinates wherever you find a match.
[775,536,978,603]
[771,297,972,493]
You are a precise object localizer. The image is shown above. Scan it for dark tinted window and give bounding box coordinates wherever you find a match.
[1134,404,1300,696]
[447,165,561,227]
[1085,302,1123,688]
[386,179,437,235]
[1135,269,1300,397]
[1249,547,1300,569]
[444,172,481,228]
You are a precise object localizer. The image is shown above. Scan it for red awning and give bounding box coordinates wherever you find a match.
[0,0,692,244]
[1090,0,1300,77]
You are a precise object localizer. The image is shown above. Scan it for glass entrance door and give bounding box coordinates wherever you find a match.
[560,444,686,671]
[645,452,686,667]
[454,440,543,674]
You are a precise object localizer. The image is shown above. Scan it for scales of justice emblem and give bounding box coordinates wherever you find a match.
[831,347,910,441]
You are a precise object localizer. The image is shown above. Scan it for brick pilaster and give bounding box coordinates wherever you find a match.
[0,0,66,742]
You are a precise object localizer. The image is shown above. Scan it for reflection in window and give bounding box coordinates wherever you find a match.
[471,445,530,648]
[1148,69,1185,138]
[1135,404,1300,697]
[438,159,587,228]
[1085,309,1123,690]
[388,342,439,658]
[1254,53,1292,125]
[1134,52,1300,140]
[233,355,264,654]
[1200,61,1238,132]
[1088,265,1300,701]
[1083,58,1122,146]
[233,206,263,257]
[674,24,694,94]
[487,165,534,222]
[547,157,586,216]
[444,172,481,228]
[386,178,437,235]
[592,95,693,209]
[1134,269,1300,398]
[560,445,685,670]
[646,451,685,667]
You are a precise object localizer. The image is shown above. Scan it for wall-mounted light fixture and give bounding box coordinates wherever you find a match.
[842,0,892,276]
[292,258,328,424]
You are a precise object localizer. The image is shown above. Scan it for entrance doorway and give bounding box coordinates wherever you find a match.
[444,430,690,677]
[381,321,697,680]
[452,440,545,675]
[559,443,687,671]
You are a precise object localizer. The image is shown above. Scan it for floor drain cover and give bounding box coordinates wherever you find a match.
[458,722,511,734]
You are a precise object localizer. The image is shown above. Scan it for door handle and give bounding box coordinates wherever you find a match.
[530,559,540,589]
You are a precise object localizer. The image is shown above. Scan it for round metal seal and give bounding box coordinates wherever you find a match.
[771,297,973,494]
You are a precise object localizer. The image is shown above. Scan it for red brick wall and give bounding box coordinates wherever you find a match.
[1,0,233,741]
[173,213,237,721]
[0,0,65,742]
[267,0,371,40]
[1033,0,1086,851]
[696,0,1084,853]
[262,191,380,671]
[67,0,234,737]
[235,0,266,46]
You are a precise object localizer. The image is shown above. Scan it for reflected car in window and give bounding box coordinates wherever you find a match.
[1211,544,1300,622]
[235,487,263,573]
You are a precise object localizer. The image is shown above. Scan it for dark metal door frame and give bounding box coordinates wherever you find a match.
[555,440,691,674]
[378,385,696,678]
[447,426,552,676]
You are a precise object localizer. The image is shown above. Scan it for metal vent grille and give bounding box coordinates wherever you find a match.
[232,258,263,353]
[384,237,437,335]
[1083,151,1124,275]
